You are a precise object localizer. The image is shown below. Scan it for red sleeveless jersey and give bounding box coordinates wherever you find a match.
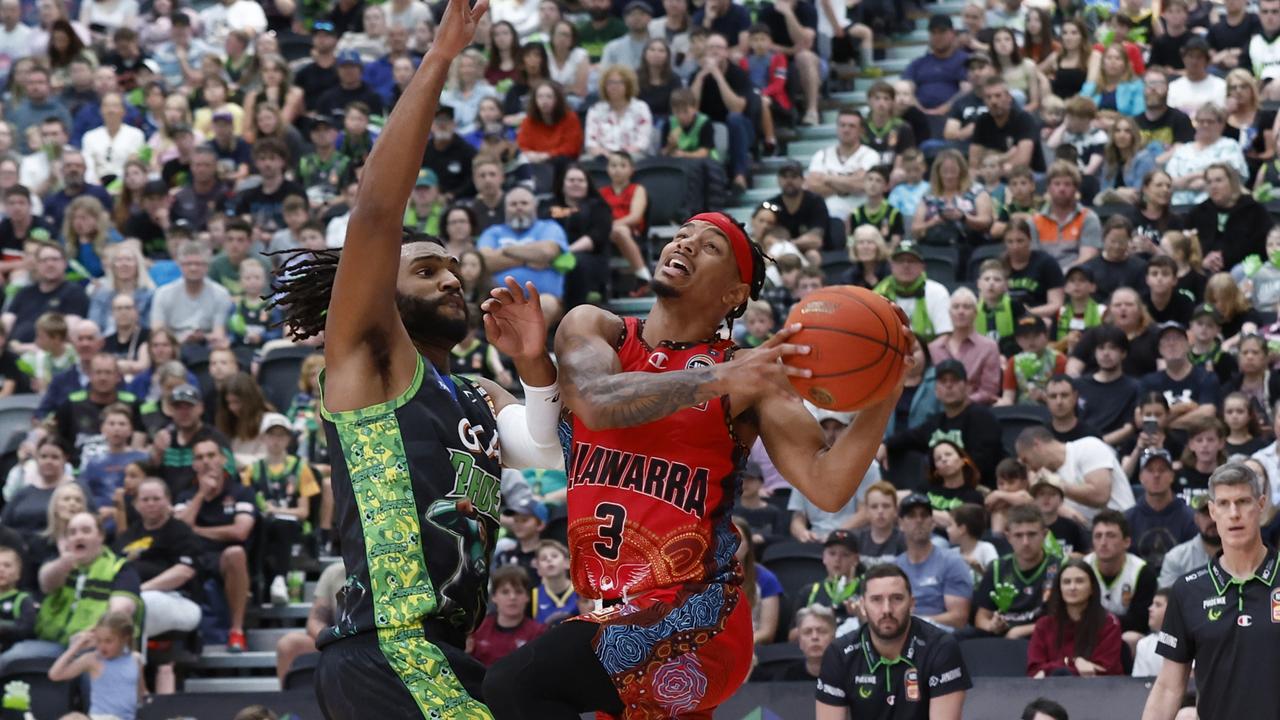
[568,317,744,601]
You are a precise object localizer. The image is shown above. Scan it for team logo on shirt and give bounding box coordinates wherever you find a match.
[686,354,714,411]
[647,352,669,369]
[1208,607,1223,622]
[904,670,919,702]
[1271,590,1280,623]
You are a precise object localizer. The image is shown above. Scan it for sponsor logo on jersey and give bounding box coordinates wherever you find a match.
[647,351,669,369]
[1272,589,1280,623]
[930,667,963,687]
[1203,596,1226,609]
[817,680,846,699]
[569,441,709,517]
[858,686,874,699]
[686,354,714,411]
[1238,614,1254,627]
[1157,631,1177,649]
[1208,607,1223,622]
[904,670,919,701]
[854,675,876,684]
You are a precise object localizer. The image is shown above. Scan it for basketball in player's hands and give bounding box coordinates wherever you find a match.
[782,286,913,411]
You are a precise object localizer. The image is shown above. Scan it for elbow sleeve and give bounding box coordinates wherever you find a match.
[497,399,565,471]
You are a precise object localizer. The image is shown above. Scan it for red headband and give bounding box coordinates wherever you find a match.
[688,212,753,285]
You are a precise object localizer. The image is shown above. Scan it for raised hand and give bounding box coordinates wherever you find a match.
[482,277,548,362]
[433,0,490,59]
[721,323,811,400]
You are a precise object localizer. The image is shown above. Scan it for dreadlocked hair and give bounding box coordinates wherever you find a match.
[267,228,445,342]
[726,218,772,323]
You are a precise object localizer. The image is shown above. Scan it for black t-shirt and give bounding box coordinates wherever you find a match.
[758,0,817,47]
[816,619,972,719]
[769,191,835,250]
[158,423,233,497]
[1148,27,1190,70]
[296,61,340,110]
[1081,255,1147,303]
[54,390,142,465]
[734,502,788,544]
[945,91,987,128]
[1144,289,1197,325]
[122,210,166,252]
[1047,515,1091,555]
[974,552,1060,626]
[115,516,204,599]
[1052,418,1101,443]
[1076,373,1142,435]
[175,478,257,553]
[422,136,478,199]
[5,282,90,343]
[1072,325,1159,377]
[1136,107,1195,148]
[692,3,752,44]
[161,157,191,188]
[1157,549,1280,719]
[315,83,385,118]
[697,63,753,123]
[1123,204,1184,251]
[1139,365,1222,409]
[104,327,149,362]
[972,109,1045,172]
[234,179,306,230]
[855,528,907,565]
[1008,251,1065,309]
[0,216,53,258]
[0,350,28,394]
[926,485,985,513]
[1209,13,1260,54]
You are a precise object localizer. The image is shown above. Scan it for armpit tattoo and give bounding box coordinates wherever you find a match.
[561,334,721,427]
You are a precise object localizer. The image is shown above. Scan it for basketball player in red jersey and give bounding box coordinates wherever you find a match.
[484,212,911,719]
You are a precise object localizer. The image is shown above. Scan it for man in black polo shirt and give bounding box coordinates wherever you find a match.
[973,504,1060,639]
[942,53,994,143]
[175,437,256,653]
[1143,463,1280,719]
[970,76,1044,174]
[152,384,232,497]
[2,242,89,344]
[1045,375,1099,443]
[817,564,970,719]
[116,477,204,644]
[766,160,832,253]
[53,353,141,466]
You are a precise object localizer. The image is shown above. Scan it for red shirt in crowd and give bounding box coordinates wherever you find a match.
[1026,611,1124,677]
[469,615,546,667]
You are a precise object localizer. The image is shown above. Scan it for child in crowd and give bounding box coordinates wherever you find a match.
[298,221,327,252]
[740,24,785,152]
[1131,588,1168,677]
[862,82,915,170]
[111,461,147,534]
[887,149,928,220]
[494,496,547,586]
[992,165,1040,240]
[796,530,864,638]
[48,612,144,720]
[287,354,330,471]
[985,458,1035,536]
[1031,474,1089,557]
[999,316,1067,406]
[1145,254,1196,325]
[1037,94,1065,145]
[761,252,801,324]
[735,299,775,348]
[1233,226,1280,311]
[79,404,149,523]
[241,413,321,605]
[1187,303,1236,384]
[1176,417,1226,503]
[848,167,903,245]
[948,503,999,581]
[339,101,376,167]
[796,266,825,301]
[298,113,349,203]
[1057,266,1102,349]
[662,89,717,160]
[19,312,76,392]
[1046,96,1106,177]
[0,545,34,651]
[973,152,1006,208]
[976,260,1028,356]
[227,260,284,350]
[468,565,546,666]
[598,151,652,295]
[267,196,311,256]
[531,540,579,626]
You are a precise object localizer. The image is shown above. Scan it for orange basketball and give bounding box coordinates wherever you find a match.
[783,285,913,411]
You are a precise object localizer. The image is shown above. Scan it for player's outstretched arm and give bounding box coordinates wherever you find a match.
[324,0,488,411]
[554,306,812,430]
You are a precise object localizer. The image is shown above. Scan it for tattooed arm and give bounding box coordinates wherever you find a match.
[553,305,811,430]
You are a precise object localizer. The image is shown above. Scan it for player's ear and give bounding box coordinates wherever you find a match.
[723,282,750,311]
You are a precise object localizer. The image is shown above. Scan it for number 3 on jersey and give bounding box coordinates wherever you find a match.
[593,503,627,561]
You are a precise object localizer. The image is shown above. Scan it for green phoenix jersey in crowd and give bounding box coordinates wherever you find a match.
[318,356,502,717]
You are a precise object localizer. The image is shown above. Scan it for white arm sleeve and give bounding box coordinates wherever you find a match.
[496,381,564,470]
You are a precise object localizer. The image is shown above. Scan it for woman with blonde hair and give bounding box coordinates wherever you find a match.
[1080,43,1144,116]
[61,195,119,279]
[1205,271,1263,345]
[843,224,890,289]
[1099,116,1162,202]
[583,65,652,159]
[88,240,154,333]
[1224,69,1270,168]
[439,48,498,134]
[1160,229,1206,300]
[911,148,993,245]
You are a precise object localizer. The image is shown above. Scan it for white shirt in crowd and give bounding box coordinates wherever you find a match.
[807,142,880,221]
[0,21,32,77]
[891,279,954,337]
[20,151,99,194]
[198,0,267,45]
[1056,436,1136,522]
[490,0,540,38]
[1166,74,1226,117]
[80,123,146,182]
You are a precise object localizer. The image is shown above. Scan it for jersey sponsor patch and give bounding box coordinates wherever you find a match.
[1272,589,1280,623]
[817,680,846,699]
[1238,614,1254,627]
[1157,631,1178,649]
[930,667,962,687]
[1203,596,1226,609]
[685,354,714,411]
[904,670,919,701]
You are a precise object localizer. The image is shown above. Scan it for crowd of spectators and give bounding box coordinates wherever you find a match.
[0,0,1273,712]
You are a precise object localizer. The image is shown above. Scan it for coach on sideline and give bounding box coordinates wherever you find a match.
[1141,463,1280,719]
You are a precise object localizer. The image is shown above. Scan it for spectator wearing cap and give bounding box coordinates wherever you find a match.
[1080,216,1147,302]
[600,1,653,70]
[404,169,445,236]
[241,412,321,605]
[1045,374,1099,444]
[929,287,1003,406]
[1015,425,1136,525]
[734,461,787,551]
[765,161,831,259]
[175,436,256,652]
[790,403,879,542]
[894,493,973,630]
[881,358,1002,483]
[495,493,548,586]
[298,112,350,202]
[171,146,232,231]
[999,316,1067,407]
[234,138,305,231]
[206,109,252,183]
[296,21,341,109]
[8,67,71,154]
[315,49,386,119]
[797,529,865,636]
[806,108,879,225]
[1125,448,1197,570]
[41,148,112,232]
[874,240,952,343]
[78,93,145,185]
[903,15,969,114]
[1139,321,1221,429]
[1189,303,1239,386]
[970,76,1045,176]
[423,106,480,201]
[1155,493,1219,589]
[149,240,233,347]
[942,52,995,143]
[1167,37,1226,116]
[1187,162,1273,274]
[1029,469,1091,556]
[1029,161,1102,270]
[120,180,172,253]
[152,383,233,496]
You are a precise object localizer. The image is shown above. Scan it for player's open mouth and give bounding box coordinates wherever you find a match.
[664,257,692,277]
